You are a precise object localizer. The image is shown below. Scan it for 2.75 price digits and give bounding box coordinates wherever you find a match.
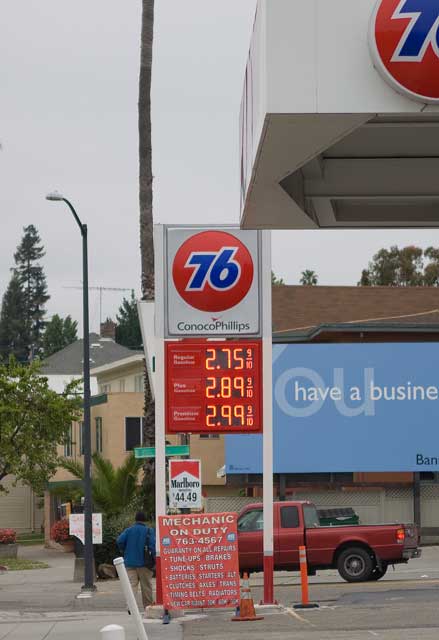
[205,347,254,371]
[206,404,254,427]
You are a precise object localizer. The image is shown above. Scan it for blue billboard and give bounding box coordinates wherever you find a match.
[225,343,439,473]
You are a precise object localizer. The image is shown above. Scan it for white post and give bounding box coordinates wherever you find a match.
[153,225,167,606]
[262,231,274,603]
[113,558,149,640]
[100,625,126,640]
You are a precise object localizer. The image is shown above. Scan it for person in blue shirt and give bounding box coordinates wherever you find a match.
[117,511,156,610]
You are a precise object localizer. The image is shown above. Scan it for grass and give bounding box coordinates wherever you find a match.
[0,558,49,571]
[16,532,45,546]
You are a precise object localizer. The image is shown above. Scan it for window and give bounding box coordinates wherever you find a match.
[237,509,263,532]
[280,506,299,529]
[134,375,144,393]
[64,424,73,457]
[125,417,143,451]
[79,422,85,455]
[119,379,126,392]
[303,504,320,529]
[199,434,220,440]
[101,384,111,393]
[95,417,103,453]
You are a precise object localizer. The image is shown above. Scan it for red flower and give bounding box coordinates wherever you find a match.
[0,529,17,544]
[50,519,72,543]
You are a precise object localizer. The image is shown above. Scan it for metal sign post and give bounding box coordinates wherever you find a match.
[261,232,274,604]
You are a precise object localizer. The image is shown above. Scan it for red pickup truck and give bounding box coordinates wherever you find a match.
[237,501,421,582]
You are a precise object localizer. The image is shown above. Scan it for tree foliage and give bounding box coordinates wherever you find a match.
[0,358,82,492]
[59,453,143,517]
[43,314,78,357]
[271,271,285,286]
[0,274,28,362]
[300,270,318,286]
[13,225,50,355]
[359,246,439,286]
[115,292,142,349]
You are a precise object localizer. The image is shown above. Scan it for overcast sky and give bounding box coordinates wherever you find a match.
[1,1,437,333]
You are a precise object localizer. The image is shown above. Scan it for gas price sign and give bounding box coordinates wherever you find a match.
[165,340,262,434]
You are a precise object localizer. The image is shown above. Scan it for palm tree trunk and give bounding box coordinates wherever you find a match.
[139,0,155,301]
[139,0,156,516]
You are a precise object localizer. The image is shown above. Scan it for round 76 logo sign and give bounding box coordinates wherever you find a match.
[370,0,439,103]
[165,228,260,337]
[173,230,254,312]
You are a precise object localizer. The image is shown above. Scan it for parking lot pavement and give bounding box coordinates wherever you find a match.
[3,545,439,638]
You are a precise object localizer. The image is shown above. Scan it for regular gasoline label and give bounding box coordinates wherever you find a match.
[159,512,240,609]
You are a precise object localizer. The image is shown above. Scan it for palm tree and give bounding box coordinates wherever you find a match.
[139,0,156,516]
[300,270,318,286]
[60,453,143,517]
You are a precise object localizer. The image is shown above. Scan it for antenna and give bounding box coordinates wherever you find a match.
[63,285,134,325]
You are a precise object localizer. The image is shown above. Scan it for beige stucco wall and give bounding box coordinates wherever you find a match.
[0,477,44,532]
[95,360,144,394]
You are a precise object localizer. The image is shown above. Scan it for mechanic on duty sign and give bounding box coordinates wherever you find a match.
[164,226,261,337]
[159,512,240,610]
[169,459,202,509]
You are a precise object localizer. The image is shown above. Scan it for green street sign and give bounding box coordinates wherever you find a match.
[134,445,190,459]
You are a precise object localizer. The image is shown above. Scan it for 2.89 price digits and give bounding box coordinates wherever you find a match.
[205,376,254,399]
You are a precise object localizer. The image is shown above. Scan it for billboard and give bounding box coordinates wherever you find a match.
[226,343,439,473]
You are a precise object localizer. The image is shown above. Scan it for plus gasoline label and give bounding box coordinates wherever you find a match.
[370,0,439,103]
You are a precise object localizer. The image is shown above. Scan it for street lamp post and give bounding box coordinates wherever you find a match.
[46,191,95,593]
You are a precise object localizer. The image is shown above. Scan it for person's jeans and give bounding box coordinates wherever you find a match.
[126,567,154,608]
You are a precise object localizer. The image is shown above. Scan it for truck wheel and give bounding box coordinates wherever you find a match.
[369,563,388,581]
[337,547,374,582]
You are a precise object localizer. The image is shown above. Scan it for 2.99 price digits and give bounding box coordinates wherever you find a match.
[206,404,254,427]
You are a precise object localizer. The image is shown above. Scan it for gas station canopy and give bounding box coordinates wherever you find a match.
[240,0,439,230]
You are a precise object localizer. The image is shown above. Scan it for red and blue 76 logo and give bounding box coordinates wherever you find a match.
[172,231,254,313]
[370,0,439,102]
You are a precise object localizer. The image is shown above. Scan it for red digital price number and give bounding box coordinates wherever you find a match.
[165,340,262,434]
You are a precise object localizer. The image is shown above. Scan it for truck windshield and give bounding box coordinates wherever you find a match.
[303,505,320,528]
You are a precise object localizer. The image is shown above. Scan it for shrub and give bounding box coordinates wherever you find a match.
[50,519,71,543]
[0,529,16,544]
[94,511,134,568]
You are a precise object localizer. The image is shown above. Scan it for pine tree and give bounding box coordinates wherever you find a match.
[42,314,78,358]
[14,225,50,355]
[0,274,28,362]
[115,292,142,349]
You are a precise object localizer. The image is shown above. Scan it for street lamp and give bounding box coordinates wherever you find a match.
[46,191,95,594]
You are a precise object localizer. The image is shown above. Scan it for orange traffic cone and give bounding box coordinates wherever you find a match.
[231,573,264,622]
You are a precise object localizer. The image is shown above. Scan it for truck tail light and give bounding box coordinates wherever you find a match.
[396,528,405,543]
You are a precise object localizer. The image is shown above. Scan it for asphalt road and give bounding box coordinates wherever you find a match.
[183,547,439,640]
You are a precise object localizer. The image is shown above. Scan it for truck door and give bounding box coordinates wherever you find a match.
[237,508,264,572]
[274,505,303,570]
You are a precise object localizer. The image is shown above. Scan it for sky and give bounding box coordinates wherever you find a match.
[1,1,438,333]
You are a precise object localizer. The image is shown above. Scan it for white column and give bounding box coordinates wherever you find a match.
[261,231,274,603]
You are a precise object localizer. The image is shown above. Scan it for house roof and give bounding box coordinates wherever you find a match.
[272,285,439,340]
[39,333,143,375]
